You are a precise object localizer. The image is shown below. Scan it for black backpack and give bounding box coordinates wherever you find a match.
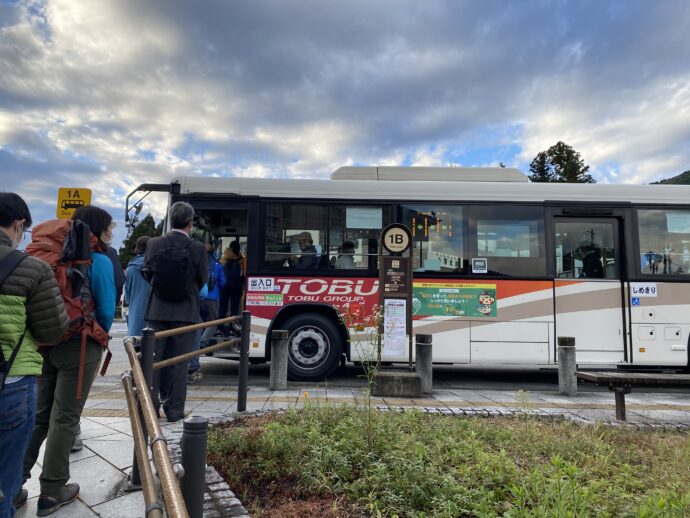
[0,250,28,390]
[147,239,195,302]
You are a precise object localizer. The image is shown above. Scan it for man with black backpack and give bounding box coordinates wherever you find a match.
[0,193,69,518]
[143,201,207,422]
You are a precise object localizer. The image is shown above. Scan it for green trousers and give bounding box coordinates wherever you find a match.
[22,337,102,496]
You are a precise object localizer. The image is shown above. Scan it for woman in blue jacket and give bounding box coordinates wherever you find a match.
[22,206,116,516]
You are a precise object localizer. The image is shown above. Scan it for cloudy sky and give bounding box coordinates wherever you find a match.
[2,0,690,247]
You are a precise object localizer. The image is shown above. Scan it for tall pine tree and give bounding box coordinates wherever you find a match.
[528,151,553,182]
[528,141,595,183]
[118,213,162,268]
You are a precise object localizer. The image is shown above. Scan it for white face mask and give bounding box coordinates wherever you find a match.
[101,222,115,247]
[11,222,24,249]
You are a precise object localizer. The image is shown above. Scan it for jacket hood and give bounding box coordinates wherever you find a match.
[127,254,145,268]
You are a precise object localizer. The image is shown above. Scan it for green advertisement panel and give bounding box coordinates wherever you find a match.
[412,282,497,317]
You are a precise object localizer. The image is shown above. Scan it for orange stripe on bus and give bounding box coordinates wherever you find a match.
[495,280,553,299]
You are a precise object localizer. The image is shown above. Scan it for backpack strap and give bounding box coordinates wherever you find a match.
[0,250,28,390]
[0,250,27,286]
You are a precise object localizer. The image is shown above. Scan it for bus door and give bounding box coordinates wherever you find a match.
[186,198,252,283]
[553,217,626,364]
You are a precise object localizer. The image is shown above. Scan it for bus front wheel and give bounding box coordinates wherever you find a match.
[283,314,343,381]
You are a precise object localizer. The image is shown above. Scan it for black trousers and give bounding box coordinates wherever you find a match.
[147,320,196,419]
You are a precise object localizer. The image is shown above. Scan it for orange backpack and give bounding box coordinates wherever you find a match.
[26,219,112,399]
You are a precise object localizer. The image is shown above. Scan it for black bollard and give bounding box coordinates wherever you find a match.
[181,416,209,518]
[237,311,251,412]
[130,328,156,488]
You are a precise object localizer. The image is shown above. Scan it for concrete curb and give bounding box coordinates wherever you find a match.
[167,429,250,518]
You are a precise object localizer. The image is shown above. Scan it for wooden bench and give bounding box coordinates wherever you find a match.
[575,371,690,421]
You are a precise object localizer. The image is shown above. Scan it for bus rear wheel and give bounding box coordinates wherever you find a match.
[283,314,342,381]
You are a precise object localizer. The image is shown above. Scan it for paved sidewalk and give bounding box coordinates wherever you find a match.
[16,379,690,517]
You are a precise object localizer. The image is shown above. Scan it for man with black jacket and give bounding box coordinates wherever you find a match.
[143,202,207,422]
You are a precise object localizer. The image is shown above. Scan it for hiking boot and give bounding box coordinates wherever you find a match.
[187,369,203,385]
[71,422,83,452]
[13,488,28,509]
[37,483,79,516]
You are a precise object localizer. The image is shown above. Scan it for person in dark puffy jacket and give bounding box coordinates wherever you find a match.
[0,192,69,518]
[105,245,125,306]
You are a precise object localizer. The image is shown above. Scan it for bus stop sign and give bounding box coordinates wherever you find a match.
[57,187,92,219]
[382,223,412,254]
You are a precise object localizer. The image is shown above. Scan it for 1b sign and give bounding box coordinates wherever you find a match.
[57,188,92,219]
[382,224,411,254]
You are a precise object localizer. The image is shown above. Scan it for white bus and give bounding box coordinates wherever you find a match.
[127,166,690,380]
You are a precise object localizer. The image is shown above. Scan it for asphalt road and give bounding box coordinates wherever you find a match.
[103,320,690,394]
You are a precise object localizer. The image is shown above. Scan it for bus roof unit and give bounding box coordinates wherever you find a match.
[331,166,528,182]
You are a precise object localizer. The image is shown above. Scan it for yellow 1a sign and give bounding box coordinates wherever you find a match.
[57,187,92,219]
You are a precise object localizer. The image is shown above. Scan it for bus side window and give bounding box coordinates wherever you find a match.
[328,206,389,270]
[264,203,327,270]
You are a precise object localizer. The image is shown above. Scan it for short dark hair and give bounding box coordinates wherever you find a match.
[169,202,194,230]
[72,205,113,248]
[133,235,150,254]
[0,192,32,228]
[230,241,240,255]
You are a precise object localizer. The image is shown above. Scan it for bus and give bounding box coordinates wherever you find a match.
[61,199,85,210]
[126,166,690,380]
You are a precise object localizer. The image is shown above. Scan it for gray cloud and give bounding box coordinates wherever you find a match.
[1,0,690,243]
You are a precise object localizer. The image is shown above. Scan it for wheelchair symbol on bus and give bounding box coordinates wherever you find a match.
[631,297,640,306]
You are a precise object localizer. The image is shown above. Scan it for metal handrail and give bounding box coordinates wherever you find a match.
[153,338,239,370]
[121,371,163,518]
[124,338,190,518]
[122,310,253,517]
[154,315,239,339]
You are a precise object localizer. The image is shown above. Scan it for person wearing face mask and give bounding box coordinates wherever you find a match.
[68,222,123,455]
[21,205,115,517]
[0,193,69,518]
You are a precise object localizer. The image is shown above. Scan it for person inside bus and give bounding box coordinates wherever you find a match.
[579,244,604,278]
[292,232,319,269]
[335,241,356,269]
[220,241,244,319]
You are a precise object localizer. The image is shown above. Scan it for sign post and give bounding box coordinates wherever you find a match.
[57,188,92,219]
[379,223,413,370]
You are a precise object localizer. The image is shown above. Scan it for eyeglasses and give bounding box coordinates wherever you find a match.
[17,220,28,238]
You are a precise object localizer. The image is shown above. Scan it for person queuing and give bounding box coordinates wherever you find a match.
[124,236,151,337]
[0,193,69,518]
[71,234,125,455]
[219,241,244,321]
[142,202,207,422]
[22,205,116,517]
[188,237,225,383]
